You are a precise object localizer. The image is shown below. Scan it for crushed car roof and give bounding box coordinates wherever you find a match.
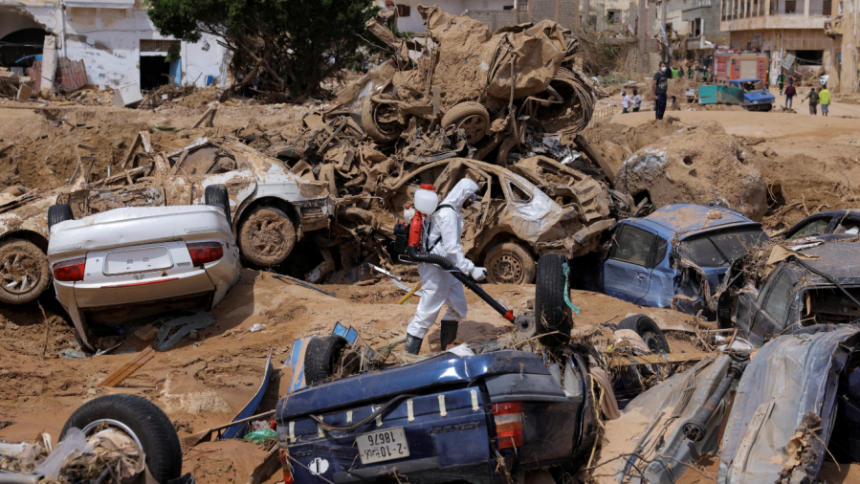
[785,241,860,284]
[629,203,758,236]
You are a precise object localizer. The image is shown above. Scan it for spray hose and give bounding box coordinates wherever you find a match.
[407,246,515,323]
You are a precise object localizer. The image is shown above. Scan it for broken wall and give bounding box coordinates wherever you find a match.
[3,3,225,89]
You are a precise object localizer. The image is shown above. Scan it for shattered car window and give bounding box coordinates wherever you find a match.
[709,227,768,260]
[679,237,725,267]
[763,270,794,324]
[508,182,533,203]
[680,227,767,267]
[652,236,669,267]
[835,219,860,235]
[610,225,654,267]
[791,219,830,239]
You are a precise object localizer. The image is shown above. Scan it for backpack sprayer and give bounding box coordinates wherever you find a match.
[393,184,516,324]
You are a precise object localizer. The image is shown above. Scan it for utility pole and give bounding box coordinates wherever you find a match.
[638,0,647,73]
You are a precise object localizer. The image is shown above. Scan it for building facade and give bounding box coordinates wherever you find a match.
[0,0,226,90]
[719,0,843,88]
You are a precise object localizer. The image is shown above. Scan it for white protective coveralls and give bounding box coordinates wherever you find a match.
[406,179,480,339]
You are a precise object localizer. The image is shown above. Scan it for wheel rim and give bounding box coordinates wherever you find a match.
[246,213,289,261]
[372,103,398,135]
[456,115,488,144]
[0,252,40,294]
[491,253,524,284]
[81,418,144,451]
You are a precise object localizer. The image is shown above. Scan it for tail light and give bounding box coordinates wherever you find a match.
[53,257,86,282]
[187,242,223,266]
[492,401,524,449]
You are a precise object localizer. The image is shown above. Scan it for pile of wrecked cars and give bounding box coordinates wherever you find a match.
[0,136,333,306]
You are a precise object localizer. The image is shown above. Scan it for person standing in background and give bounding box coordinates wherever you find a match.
[632,89,642,112]
[621,90,630,114]
[819,85,831,117]
[806,87,819,115]
[653,62,669,120]
[784,82,796,109]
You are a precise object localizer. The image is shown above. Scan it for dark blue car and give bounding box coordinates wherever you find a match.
[276,349,596,483]
[583,204,769,317]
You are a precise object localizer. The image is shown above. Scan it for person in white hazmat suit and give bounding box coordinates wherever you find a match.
[405,179,488,355]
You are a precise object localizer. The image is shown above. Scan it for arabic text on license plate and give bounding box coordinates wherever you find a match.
[356,427,410,465]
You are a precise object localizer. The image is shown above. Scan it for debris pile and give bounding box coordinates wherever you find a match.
[615,121,768,221]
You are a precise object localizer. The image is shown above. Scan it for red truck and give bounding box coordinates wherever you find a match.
[712,50,768,84]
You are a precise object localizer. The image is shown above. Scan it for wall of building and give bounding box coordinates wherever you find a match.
[0,2,224,88]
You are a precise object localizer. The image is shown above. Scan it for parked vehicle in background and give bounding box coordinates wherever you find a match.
[566,203,769,318]
[48,198,240,351]
[276,348,597,483]
[0,137,333,306]
[698,79,773,111]
[712,50,767,83]
[784,209,860,239]
[719,238,860,347]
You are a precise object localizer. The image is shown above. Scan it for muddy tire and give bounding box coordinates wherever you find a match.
[441,102,490,145]
[204,184,232,227]
[618,314,675,377]
[485,242,536,285]
[238,206,297,267]
[304,335,348,387]
[0,238,51,305]
[61,394,182,484]
[48,204,74,231]
[534,253,573,347]
[360,96,399,143]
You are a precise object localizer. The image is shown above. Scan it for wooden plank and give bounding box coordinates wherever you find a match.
[606,351,716,367]
[98,346,156,387]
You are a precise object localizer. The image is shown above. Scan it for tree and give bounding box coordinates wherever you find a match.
[148,0,379,95]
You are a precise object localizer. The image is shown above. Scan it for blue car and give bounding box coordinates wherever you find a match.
[729,78,774,111]
[276,349,596,483]
[576,204,769,317]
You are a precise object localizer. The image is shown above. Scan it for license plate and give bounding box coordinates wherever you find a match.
[104,246,172,275]
[356,427,410,465]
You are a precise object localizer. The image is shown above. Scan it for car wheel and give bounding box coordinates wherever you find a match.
[617,314,675,377]
[360,97,400,143]
[441,102,490,145]
[60,394,182,484]
[47,204,74,231]
[238,206,297,267]
[304,335,348,387]
[534,253,573,347]
[0,238,51,305]
[204,184,232,227]
[485,242,536,285]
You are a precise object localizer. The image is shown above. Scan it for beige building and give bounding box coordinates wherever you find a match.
[719,0,857,92]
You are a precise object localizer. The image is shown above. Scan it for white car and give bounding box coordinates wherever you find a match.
[47,203,240,351]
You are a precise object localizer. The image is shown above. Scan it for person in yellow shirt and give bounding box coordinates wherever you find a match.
[819,86,831,117]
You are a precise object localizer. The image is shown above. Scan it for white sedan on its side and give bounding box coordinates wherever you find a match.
[47,199,240,351]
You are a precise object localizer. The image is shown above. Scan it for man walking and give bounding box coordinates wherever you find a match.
[806,87,819,115]
[785,82,796,109]
[819,85,831,116]
[405,179,487,355]
[777,72,786,95]
[653,62,669,120]
[621,90,630,113]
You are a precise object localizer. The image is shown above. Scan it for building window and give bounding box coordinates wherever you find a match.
[785,0,796,12]
[822,0,832,15]
[503,5,514,9]
[607,9,620,23]
[396,4,411,17]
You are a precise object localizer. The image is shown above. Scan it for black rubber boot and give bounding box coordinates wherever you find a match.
[440,320,459,351]
[405,334,423,355]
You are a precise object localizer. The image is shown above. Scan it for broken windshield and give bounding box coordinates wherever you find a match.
[679,226,768,267]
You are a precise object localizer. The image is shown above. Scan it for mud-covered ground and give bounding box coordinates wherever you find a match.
[1,93,860,482]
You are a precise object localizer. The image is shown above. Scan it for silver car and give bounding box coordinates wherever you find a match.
[48,204,240,350]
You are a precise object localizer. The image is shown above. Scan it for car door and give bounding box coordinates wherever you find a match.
[601,224,657,304]
[748,267,795,346]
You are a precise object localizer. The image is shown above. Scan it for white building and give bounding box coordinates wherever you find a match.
[0,0,227,89]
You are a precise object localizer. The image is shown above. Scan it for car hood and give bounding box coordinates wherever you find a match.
[277,350,550,420]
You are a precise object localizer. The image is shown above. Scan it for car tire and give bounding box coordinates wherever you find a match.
[485,242,536,285]
[238,206,297,267]
[60,394,182,484]
[360,97,399,143]
[0,238,51,305]
[48,204,74,231]
[304,335,348,387]
[204,184,232,227]
[441,102,490,145]
[534,253,573,347]
[618,314,675,377]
